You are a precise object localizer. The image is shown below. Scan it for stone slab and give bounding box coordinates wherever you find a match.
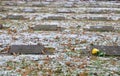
[4,2,17,6]
[87,10,107,14]
[4,15,27,20]
[33,24,65,31]
[88,17,109,21]
[9,44,45,54]
[45,0,54,2]
[63,3,76,8]
[86,10,120,14]
[22,8,36,13]
[32,3,46,7]
[79,17,119,21]
[84,26,114,32]
[91,45,120,56]
[44,16,66,20]
[57,10,75,13]
[85,4,120,8]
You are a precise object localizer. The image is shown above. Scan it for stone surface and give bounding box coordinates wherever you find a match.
[33,24,65,31]
[91,45,120,56]
[9,44,45,54]
[84,26,114,32]
[22,8,36,13]
[46,0,54,2]
[63,3,76,8]
[57,10,75,13]
[4,15,26,20]
[32,3,46,7]
[5,2,17,6]
[77,17,110,21]
[44,16,66,20]
[87,10,107,14]
[88,17,109,21]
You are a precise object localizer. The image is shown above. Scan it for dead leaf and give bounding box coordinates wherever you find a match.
[41,50,46,54]
[79,62,87,69]
[6,66,12,70]
[65,61,71,66]
[80,40,87,44]
[70,46,75,51]
[79,72,88,76]
[12,52,17,56]
[3,46,10,53]
[16,69,21,73]
[22,67,32,76]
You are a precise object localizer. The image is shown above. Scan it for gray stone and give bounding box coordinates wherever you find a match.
[32,3,46,7]
[57,10,75,13]
[63,4,76,8]
[9,44,45,54]
[87,10,107,14]
[88,17,109,21]
[44,16,66,20]
[91,45,120,56]
[63,2,76,8]
[78,17,109,21]
[45,0,54,2]
[33,24,65,31]
[86,4,120,8]
[4,15,27,20]
[22,8,36,13]
[5,2,17,6]
[84,26,114,32]
[16,2,25,6]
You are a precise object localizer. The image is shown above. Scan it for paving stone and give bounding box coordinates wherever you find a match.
[4,2,17,6]
[63,4,76,8]
[32,3,46,7]
[78,17,110,21]
[87,9,120,14]
[87,10,107,14]
[16,1,25,6]
[9,44,45,54]
[22,8,36,13]
[33,24,65,31]
[45,0,54,2]
[84,26,114,32]
[91,45,120,56]
[44,16,66,20]
[3,15,27,20]
[79,16,120,21]
[68,0,76,2]
[88,17,110,21]
[57,10,75,13]
[86,4,120,8]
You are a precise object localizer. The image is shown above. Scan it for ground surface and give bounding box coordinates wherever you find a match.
[0,0,120,76]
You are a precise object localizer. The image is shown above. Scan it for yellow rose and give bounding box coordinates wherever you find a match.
[92,48,99,55]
